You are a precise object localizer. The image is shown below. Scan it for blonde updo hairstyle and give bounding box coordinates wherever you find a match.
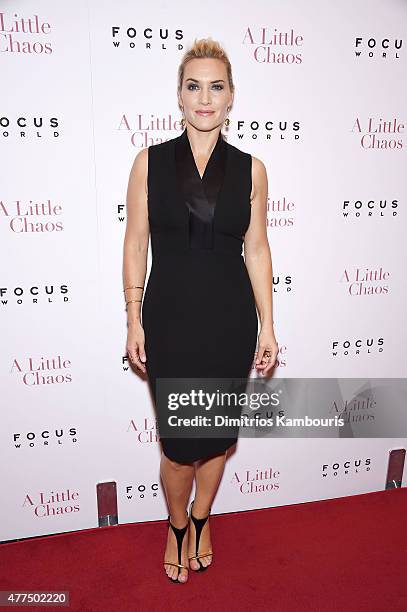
[177,37,235,110]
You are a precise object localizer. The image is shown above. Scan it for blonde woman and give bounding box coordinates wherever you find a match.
[123,38,278,583]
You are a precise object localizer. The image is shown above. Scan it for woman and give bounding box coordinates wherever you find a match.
[123,38,278,583]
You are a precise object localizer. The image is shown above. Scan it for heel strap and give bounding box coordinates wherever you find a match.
[190,513,209,530]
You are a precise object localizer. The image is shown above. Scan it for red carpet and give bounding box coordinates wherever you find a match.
[1,489,406,611]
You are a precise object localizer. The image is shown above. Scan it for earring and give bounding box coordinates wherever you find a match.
[180,107,186,128]
[224,107,230,127]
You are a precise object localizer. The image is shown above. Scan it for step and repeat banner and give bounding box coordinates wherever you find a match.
[1,0,406,541]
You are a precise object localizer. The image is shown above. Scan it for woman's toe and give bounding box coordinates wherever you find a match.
[179,569,188,582]
[168,566,176,580]
[164,564,171,579]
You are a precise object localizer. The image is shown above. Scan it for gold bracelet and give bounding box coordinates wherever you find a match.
[126,299,142,306]
[124,285,144,292]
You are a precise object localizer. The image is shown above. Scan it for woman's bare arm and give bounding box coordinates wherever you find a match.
[243,156,278,374]
[122,148,149,372]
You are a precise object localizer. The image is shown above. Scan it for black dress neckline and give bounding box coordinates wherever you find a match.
[174,128,228,249]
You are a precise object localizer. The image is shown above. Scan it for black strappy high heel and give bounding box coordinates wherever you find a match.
[163,511,189,583]
[188,499,213,572]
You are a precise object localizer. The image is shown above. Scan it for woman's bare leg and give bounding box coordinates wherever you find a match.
[160,452,195,582]
[188,450,227,570]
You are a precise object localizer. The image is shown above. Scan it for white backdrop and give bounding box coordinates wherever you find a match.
[1,0,406,542]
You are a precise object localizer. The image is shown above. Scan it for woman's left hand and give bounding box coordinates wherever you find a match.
[255,326,278,376]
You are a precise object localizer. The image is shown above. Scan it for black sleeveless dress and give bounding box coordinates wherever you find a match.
[141,128,258,462]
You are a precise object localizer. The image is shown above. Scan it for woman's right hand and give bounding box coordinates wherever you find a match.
[126,321,147,374]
